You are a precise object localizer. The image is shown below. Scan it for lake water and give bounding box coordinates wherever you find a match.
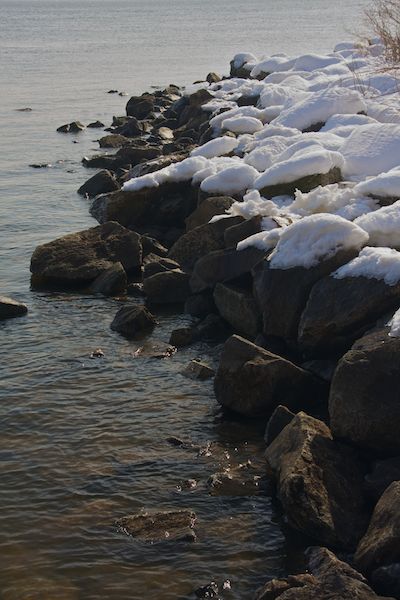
[0,1,368,598]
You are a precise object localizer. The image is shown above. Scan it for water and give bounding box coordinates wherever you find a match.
[0,1,367,598]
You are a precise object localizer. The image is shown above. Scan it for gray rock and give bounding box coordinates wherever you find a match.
[90,262,127,296]
[143,269,190,304]
[182,359,215,380]
[224,215,262,248]
[140,235,168,258]
[87,120,105,128]
[143,254,180,279]
[98,134,131,148]
[77,169,119,198]
[213,282,261,339]
[185,196,234,231]
[184,292,216,317]
[0,296,28,320]
[115,509,196,542]
[110,305,157,337]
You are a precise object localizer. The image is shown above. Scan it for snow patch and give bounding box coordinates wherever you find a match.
[333,246,400,286]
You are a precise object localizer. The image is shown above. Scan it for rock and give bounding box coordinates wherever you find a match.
[259,167,342,199]
[266,412,369,548]
[115,144,162,165]
[170,314,227,347]
[158,126,174,140]
[127,282,145,297]
[264,405,295,446]
[168,217,242,272]
[143,269,190,304]
[30,221,142,288]
[355,481,400,575]
[298,275,400,356]
[237,94,260,106]
[143,255,180,279]
[112,116,143,138]
[184,292,216,317]
[141,235,168,258]
[253,248,359,343]
[329,328,400,456]
[90,262,127,295]
[82,154,120,170]
[230,61,251,78]
[206,72,221,84]
[214,335,320,418]
[115,509,196,542]
[87,120,105,128]
[301,359,337,383]
[0,296,28,320]
[208,461,264,496]
[98,134,131,148]
[132,342,176,359]
[224,216,262,248]
[185,196,234,231]
[256,547,392,600]
[195,581,220,598]
[77,170,119,198]
[110,305,157,337]
[364,457,400,501]
[371,564,400,598]
[182,360,215,380]
[108,90,118,94]
[90,348,104,358]
[170,327,194,347]
[190,247,266,293]
[213,282,261,339]
[29,163,51,169]
[57,121,85,133]
[125,94,155,119]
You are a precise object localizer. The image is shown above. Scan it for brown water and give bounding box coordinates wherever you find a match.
[0,0,368,597]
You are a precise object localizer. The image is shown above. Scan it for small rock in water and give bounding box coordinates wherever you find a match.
[127,282,145,297]
[29,163,51,169]
[119,91,128,96]
[15,107,32,111]
[195,581,220,598]
[107,89,118,94]
[115,509,196,542]
[87,120,105,128]
[111,305,157,338]
[90,348,104,359]
[182,359,215,380]
[0,296,28,320]
[57,121,85,133]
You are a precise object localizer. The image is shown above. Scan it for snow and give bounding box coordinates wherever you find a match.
[354,168,400,198]
[237,227,283,252]
[355,200,400,247]
[267,214,368,269]
[123,156,209,191]
[290,184,378,220]
[388,307,400,337]
[200,163,259,195]
[333,246,400,286]
[222,115,264,134]
[341,124,400,178]
[191,136,239,159]
[232,52,257,69]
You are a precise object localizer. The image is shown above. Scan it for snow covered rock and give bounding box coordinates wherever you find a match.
[354,169,400,203]
[329,327,400,456]
[355,201,400,248]
[341,124,400,178]
[214,336,319,417]
[222,115,263,134]
[190,136,239,158]
[200,163,259,196]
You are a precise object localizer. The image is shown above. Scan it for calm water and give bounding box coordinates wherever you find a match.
[1,1,367,598]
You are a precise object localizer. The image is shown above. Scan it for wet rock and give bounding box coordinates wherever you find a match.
[98,134,131,148]
[82,154,120,170]
[115,509,196,542]
[264,405,295,446]
[90,262,127,295]
[185,196,234,231]
[195,581,220,598]
[115,144,162,165]
[108,89,118,94]
[213,282,261,339]
[253,248,359,344]
[57,121,85,133]
[364,457,400,501]
[355,481,400,576]
[143,269,190,304]
[30,221,142,288]
[29,163,51,169]
[77,169,119,198]
[256,547,390,600]
[168,217,242,272]
[214,335,319,418]
[0,296,28,320]
[87,120,105,128]
[259,167,342,199]
[208,461,264,496]
[90,348,104,358]
[141,235,168,258]
[184,292,216,317]
[182,359,215,380]
[329,328,400,456]
[15,107,32,111]
[298,275,400,356]
[110,305,157,338]
[266,412,368,548]
[125,94,155,119]
[190,247,266,293]
[132,342,176,359]
[169,327,194,347]
[143,254,180,279]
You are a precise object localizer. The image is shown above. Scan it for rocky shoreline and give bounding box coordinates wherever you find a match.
[11,38,400,598]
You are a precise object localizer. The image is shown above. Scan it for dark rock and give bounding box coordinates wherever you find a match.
[15,107,32,112]
[170,327,194,347]
[110,305,157,338]
[98,134,131,148]
[143,254,180,279]
[253,248,359,343]
[237,94,260,106]
[113,116,143,138]
[77,169,119,198]
[259,167,342,198]
[90,348,104,358]
[229,60,251,78]
[329,328,400,456]
[115,144,161,164]
[143,269,190,304]
[82,154,120,170]
[127,282,145,297]
[224,216,262,248]
[355,481,400,574]
[213,282,261,339]
[57,121,85,133]
[364,457,400,501]
[190,247,266,293]
[264,405,295,446]
[170,314,227,347]
[115,509,196,542]
[206,72,221,84]
[214,335,320,418]
[87,120,105,128]
[29,163,51,169]
[0,296,28,320]
[298,275,400,355]
[195,581,219,598]
[184,292,216,317]
[185,196,234,231]
[30,222,142,288]
[126,94,155,119]
[182,359,215,380]
[372,564,400,598]
[108,90,118,94]
[141,235,168,258]
[255,574,317,599]
[90,262,127,296]
[266,412,369,548]
[301,359,337,382]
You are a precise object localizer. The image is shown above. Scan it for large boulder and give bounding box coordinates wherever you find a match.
[0,296,28,320]
[30,222,142,288]
[364,457,400,502]
[298,275,400,355]
[213,282,261,339]
[125,94,155,119]
[168,217,242,271]
[265,412,369,549]
[185,196,234,231]
[214,335,320,418]
[259,167,342,199]
[77,170,119,198]
[355,482,400,578]
[190,247,266,293]
[253,248,359,343]
[329,328,400,456]
[90,262,127,296]
[143,269,190,304]
[111,305,157,338]
[224,215,262,248]
[256,547,392,600]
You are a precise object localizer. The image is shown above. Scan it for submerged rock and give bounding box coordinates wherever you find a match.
[207,461,264,496]
[110,305,157,338]
[0,296,28,320]
[115,509,196,542]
